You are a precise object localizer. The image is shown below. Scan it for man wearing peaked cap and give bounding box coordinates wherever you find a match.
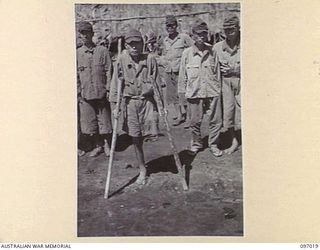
[77,21,113,157]
[109,28,161,185]
[165,15,177,26]
[223,12,239,29]
[162,15,193,126]
[212,12,241,154]
[77,21,93,34]
[178,18,223,157]
[192,18,209,33]
[124,28,143,43]
[144,30,164,142]
[145,31,157,48]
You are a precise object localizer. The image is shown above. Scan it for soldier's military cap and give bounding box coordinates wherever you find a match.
[146,31,157,44]
[124,29,143,43]
[192,18,209,33]
[223,13,240,29]
[165,15,177,25]
[77,21,93,33]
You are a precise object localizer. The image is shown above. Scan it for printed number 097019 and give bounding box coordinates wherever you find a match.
[300,244,319,248]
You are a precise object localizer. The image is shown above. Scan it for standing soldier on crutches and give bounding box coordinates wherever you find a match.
[109,29,160,186]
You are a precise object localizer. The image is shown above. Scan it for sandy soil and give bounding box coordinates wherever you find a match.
[78,110,243,237]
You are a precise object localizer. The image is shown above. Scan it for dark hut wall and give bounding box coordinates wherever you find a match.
[75,3,240,42]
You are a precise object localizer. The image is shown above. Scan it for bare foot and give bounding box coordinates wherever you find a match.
[104,140,110,157]
[135,168,147,185]
[224,138,239,154]
[78,149,85,157]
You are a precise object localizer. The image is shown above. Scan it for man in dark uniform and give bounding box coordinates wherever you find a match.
[77,21,113,157]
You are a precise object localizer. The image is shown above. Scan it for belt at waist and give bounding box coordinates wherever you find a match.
[124,95,145,100]
[222,75,240,79]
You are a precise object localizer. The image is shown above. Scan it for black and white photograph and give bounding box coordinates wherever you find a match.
[76,3,242,237]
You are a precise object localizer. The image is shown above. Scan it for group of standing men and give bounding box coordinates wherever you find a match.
[77,12,241,185]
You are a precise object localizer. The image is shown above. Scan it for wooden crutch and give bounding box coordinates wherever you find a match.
[104,38,123,199]
[150,73,188,191]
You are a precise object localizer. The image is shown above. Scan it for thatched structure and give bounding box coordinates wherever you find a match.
[75,3,240,44]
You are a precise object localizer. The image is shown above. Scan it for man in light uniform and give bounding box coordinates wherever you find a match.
[110,29,160,184]
[178,19,223,157]
[162,15,193,126]
[212,13,241,154]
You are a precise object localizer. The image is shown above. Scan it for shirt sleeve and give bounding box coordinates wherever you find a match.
[77,71,81,97]
[76,52,81,97]
[232,61,240,77]
[184,34,194,48]
[212,46,222,83]
[104,49,112,92]
[109,56,123,103]
[178,50,188,94]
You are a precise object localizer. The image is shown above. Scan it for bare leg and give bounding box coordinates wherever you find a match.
[179,94,187,117]
[224,128,239,154]
[174,103,180,120]
[132,136,147,184]
[103,134,111,157]
[89,134,103,157]
[173,103,186,126]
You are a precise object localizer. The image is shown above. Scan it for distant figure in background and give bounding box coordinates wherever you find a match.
[143,31,164,142]
[178,19,223,157]
[162,15,193,126]
[212,13,241,154]
[77,21,113,157]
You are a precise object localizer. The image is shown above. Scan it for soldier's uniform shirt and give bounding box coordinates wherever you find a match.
[77,44,112,100]
[178,44,221,99]
[110,50,159,137]
[212,39,241,130]
[178,44,222,150]
[162,33,194,73]
[77,44,112,134]
[162,33,193,104]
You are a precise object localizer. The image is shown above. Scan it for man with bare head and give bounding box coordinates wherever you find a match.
[212,13,241,154]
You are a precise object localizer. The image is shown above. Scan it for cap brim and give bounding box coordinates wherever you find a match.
[125,37,142,43]
[146,39,156,44]
[193,29,208,34]
[79,29,93,34]
[223,24,238,29]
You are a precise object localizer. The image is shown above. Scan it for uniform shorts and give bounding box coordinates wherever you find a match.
[79,98,112,135]
[221,77,241,130]
[123,97,157,137]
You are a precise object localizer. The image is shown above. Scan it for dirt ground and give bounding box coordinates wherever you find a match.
[78,108,243,237]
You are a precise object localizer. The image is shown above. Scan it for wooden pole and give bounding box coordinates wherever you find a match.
[151,74,188,191]
[104,38,122,199]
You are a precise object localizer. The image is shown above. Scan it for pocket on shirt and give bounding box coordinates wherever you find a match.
[186,65,199,79]
[173,46,185,57]
[203,60,220,82]
[93,63,106,76]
